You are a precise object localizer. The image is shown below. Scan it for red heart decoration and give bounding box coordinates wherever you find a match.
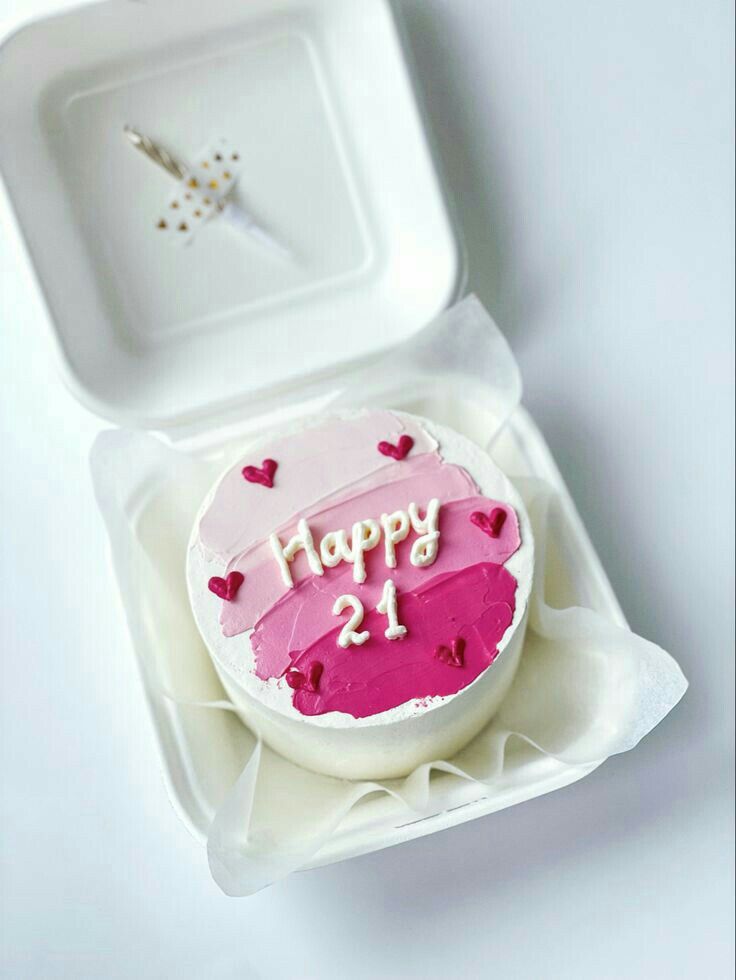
[307,662,324,691]
[470,507,507,538]
[285,668,306,691]
[242,458,278,488]
[450,637,465,666]
[435,637,465,667]
[285,661,324,692]
[436,645,450,663]
[377,435,414,461]
[208,571,245,601]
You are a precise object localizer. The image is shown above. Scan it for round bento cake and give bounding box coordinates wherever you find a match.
[187,409,533,780]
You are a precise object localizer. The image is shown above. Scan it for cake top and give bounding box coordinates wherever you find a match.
[188,410,531,722]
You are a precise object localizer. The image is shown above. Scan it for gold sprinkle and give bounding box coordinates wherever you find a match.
[170,200,180,209]
[178,221,188,232]
[194,209,202,218]
[187,177,199,188]
[202,161,210,168]
[208,179,218,189]
[156,219,167,229]
[223,170,232,180]
[203,197,212,205]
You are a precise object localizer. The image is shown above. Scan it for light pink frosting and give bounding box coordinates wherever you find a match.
[199,411,437,564]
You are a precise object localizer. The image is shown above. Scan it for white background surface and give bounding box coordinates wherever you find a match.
[0,0,733,977]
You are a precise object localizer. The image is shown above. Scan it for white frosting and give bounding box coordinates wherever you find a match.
[269,518,324,588]
[380,510,411,568]
[320,529,353,568]
[348,519,381,584]
[376,578,407,640]
[408,498,441,567]
[332,594,370,648]
[273,501,439,586]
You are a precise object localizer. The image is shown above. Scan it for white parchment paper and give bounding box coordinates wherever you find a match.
[90,297,687,896]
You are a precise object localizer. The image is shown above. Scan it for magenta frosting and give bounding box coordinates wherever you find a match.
[287,563,517,718]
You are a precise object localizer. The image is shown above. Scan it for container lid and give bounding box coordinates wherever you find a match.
[0,0,463,431]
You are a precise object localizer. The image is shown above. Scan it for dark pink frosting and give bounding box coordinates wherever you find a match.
[288,563,516,718]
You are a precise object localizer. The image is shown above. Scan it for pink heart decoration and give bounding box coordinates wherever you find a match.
[285,661,324,692]
[435,637,465,668]
[470,507,507,538]
[208,571,245,602]
[377,435,414,461]
[242,458,278,488]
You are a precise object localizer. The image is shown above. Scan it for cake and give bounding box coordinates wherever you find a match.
[187,410,534,779]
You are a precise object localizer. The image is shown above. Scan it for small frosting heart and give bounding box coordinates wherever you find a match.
[285,661,324,692]
[450,637,465,667]
[435,644,451,663]
[208,570,245,601]
[307,662,324,691]
[242,458,278,488]
[285,668,306,691]
[435,637,465,667]
[377,435,414,461]
[469,507,507,538]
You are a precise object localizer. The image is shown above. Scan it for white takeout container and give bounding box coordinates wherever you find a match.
[0,0,628,871]
[0,0,462,431]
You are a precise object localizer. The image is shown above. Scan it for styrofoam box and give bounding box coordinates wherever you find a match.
[116,392,619,868]
[0,0,624,870]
